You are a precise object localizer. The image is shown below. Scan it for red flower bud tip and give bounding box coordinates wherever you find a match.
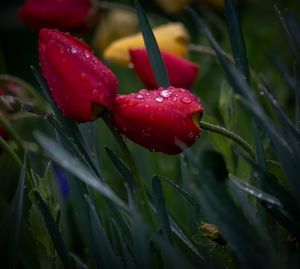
[111,87,204,155]
[129,49,199,90]
[18,0,95,32]
[39,28,118,122]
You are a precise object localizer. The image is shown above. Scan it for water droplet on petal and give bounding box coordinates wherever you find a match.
[128,63,134,68]
[160,90,172,98]
[126,99,138,106]
[84,51,91,58]
[136,94,144,99]
[145,104,149,108]
[71,47,77,54]
[156,97,164,102]
[180,97,192,104]
[92,89,99,98]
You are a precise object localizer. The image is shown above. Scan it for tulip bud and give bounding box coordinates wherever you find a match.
[18,0,97,32]
[130,49,199,90]
[111,87,204,155]
[39,28,118,122]
[103,23,189,66]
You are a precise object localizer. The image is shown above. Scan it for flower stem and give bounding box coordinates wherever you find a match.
[200,121,255,159]
[102,113,154,224]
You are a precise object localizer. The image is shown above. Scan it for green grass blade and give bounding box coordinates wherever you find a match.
[105,146,137,191]
[225,0,251,85]
[152,176,173,243]
[34,192,72,269]
[159,176,196,206]
[112,221,136,269]
[266,53,297,92]
[186,7,245,97]
[51,211,61,269]
[285,10,300,48]
[229,174,282,207]
[133,0,170,88]
[9,157,26,269]
[88,200,122,268]
[35,132,127,209]
[144,225,196,269]
[265,207,300,240]
[275,6,300,63]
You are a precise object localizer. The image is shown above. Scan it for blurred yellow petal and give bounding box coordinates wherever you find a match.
[154,0,195,15]
[92,9,139,54]
[103,22,190,67]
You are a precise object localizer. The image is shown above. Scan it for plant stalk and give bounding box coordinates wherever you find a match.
[200,120,255,159]
[102,113,154,224]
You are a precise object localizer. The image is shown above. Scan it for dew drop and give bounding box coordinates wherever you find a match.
[139,89,148,95]
[160,90,172,98]
[84,51,91,58]
[156,97,164,102]
[135,94,144,99]
[128,63,134,68]
[145,104,150,108]
[71,47,77,54]
[92,89,99,98]
[180,97,192,104]
[126,99,138,106]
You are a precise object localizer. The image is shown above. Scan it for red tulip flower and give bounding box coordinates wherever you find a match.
[18,0,95,32]
[130,49,199,90]
[111,87,204,155]
[39,28,118,122]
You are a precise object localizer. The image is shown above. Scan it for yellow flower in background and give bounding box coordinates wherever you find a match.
[154,0,195,14]
[92,9,139,54]
[103,22,190,67]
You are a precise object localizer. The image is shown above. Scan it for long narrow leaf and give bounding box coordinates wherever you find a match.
[9,157,26,269]
[88,200,122,269]
[285,10,300,48]
[152,176,173,243]
[225,0,251,85]
[230,174,282,207]
[134,0,170,87]
[275,6,300,64]
[35,132,127,209]
[34,192,72,269]
[105,146,137,191]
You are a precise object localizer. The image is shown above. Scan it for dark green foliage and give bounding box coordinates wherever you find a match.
[1,0,300,268]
